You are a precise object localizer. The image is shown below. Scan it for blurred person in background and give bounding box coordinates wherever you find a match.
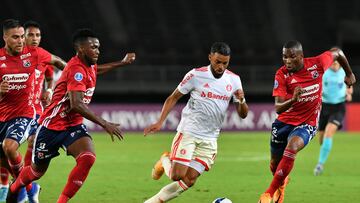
[313,60,353,176]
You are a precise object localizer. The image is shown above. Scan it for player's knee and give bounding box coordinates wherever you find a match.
[76,152,96,169]
[182,176,196,187]
[170,173,182,181]
[2,141,18,157]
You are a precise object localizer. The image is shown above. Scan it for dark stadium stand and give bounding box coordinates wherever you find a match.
[1,0,360,102]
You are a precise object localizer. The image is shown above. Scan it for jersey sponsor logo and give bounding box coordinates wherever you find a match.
[0,56,6,60]
[20,52,31,59]
[74,72,83,81]
[298,95,319,102]
[201,91,230,101]
[84,87,95,96]
[307,64,317,71]
[23,59,31,68]
[274,80,279,89]
[0,63,6,68]
[226,84,232,92]
[2,73,29,82]
[203,83,210,88]
[180,73,194,86]
[301,84,319,96]
[9,84,27,90]
[311,70,319,79]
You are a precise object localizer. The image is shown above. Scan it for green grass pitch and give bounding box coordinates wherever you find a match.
[20,131,360,202]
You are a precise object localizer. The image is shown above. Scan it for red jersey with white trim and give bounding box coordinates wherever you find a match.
[34,64,54,115]
[273,51,333,126]
[0,46,51,122]
[39,56,97,131]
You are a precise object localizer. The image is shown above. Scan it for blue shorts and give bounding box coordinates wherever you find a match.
[33,124,91,165]
[0,117,33,145]
[0,117,33,158]
[28,114,40,136]
[270,119,317,156]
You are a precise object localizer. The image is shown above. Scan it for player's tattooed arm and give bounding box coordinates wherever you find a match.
[274,86,303,114]
[49,54,67,70]
[97,53,136,75]
[69,91,123,141]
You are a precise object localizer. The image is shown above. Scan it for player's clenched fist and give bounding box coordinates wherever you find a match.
[0,80,10,96]
[121,53,136,65]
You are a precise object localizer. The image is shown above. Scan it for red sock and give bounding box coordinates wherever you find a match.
[10,165,44,193]
[0,167,9,185]
[24,145,33,167]
[58,152,96,202]
[57,194,70,203]
[8,153,23,177]
[266,149,296,196]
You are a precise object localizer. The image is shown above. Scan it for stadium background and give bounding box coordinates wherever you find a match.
[2,0,359,131]
[1,1,360,202]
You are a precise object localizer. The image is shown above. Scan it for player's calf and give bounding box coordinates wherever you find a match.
[58,152,96,202]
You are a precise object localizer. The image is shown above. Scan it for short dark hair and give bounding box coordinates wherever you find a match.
[283,40,303,51]
[210,42,231,56]
[72,28,97,46]
[23,20,40,30]
[2,19,22,33]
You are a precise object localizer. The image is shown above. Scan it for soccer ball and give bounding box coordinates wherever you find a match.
[212,197,232,203]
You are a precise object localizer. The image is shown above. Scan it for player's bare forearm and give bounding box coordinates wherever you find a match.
[158,90,183,124]
[69,91,107,127]
[45,77,54,90]
[235,102,248,118]
[97,53,136,75]
[330,48,353,76]
[274,97,296,114]
[50,54,66,70]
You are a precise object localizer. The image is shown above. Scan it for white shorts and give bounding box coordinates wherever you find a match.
[170,132,217,174]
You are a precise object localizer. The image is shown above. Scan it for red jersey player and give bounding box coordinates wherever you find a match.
[258,40,356,203]
[7,28,135,203]
[0,18,66,202]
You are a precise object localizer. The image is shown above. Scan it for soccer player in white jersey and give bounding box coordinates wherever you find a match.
[143,42,249,203]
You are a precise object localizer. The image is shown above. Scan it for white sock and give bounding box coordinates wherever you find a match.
[161,156,171,178]
[144,180,189,203]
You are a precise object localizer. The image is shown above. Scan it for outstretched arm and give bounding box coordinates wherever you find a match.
[233,89,248,118]
[69,91,123,141]
[49,54,67,70]
[274,86,303,114]
[144,89,184,136]
[329,48,356,86]
[97,53,136,75]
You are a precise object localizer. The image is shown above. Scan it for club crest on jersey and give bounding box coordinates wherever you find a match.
[74,72,83,81]
[274,80,279,89]
[311,70,319,79]
[226,84,232,92]
[23,59,31,68]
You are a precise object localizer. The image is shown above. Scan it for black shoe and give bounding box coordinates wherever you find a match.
[6,182,18,203]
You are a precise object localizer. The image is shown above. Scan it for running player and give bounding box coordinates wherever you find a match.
[313,60,353,175]
[143,42,249,203]
[0,18,66,202]
[7,28,135,203]
[258,40,356,203]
